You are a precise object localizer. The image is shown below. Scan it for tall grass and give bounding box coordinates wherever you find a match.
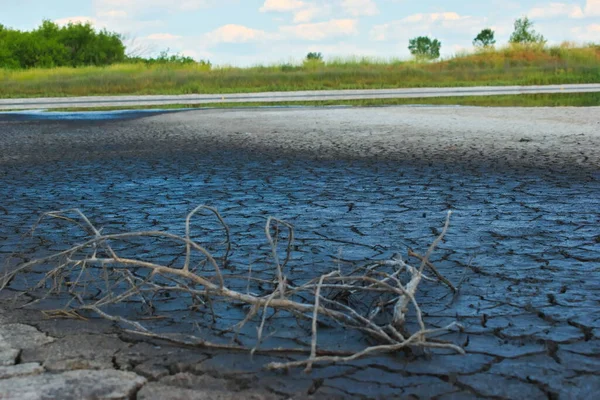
[1,43,598,98]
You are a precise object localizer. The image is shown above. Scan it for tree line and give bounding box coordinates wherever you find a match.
[1,17,552,69]
[408,17,547,60]
[0,20,126,68]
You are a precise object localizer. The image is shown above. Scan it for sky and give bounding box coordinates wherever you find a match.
[1,0,599,65]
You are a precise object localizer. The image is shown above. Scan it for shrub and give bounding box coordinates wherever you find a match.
[473,29,496,48]
[306,52,323,61]
[509,17,546,45]
[0,20,125,68]
[408,36,441,60]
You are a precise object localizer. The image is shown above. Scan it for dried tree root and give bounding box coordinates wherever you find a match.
[0,206,463,370]
[408,250,457,292]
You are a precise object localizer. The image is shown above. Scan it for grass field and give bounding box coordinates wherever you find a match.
[1,44,599,98]
[48,92,600,112]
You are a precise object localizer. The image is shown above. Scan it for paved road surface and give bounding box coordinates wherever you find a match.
[1,83,599,110]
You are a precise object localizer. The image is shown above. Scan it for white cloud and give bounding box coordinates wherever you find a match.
[401,12,462,23]
[56,1,171,34]
[260,0,377,22]
[97,10,128,18]
[260,0,306,12]
[172,17,360,54]
[371,12,486,42]
[528,1,600,19]
[203,24,271,45]
[54,14,162,34]
[261,0,330,22]
[180,48,214,60]
[292,4,330,23]
[584,0,600,15]
[279,19,359,40]
[529,3,584,19]
[571,23,600,41]
[146,33,182,40]
[340,0,379,17]
[93,0,219,15]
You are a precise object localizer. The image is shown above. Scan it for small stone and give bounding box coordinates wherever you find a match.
[0,349,20,366]
[0,362,44,379]
[0,369,146,400]
[20,333,128,371]
[0,324,54,350]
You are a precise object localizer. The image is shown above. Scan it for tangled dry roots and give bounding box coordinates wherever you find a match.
[1,206,463,371]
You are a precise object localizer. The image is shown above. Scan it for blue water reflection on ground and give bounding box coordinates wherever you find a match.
[0,109,187,121]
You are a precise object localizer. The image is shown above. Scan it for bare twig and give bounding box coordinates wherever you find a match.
[0,206,462,370]
[408,249,456,292]
[306,271,337,373]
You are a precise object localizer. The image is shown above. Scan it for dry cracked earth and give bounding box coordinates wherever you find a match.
[0,106,599,399]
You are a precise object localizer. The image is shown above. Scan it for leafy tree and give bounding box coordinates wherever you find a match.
[306,52,323,61]
[473,28,496,48]
[58,22,125,66]
[0,20,126,68]
[509,17,546,45]
[0,19,217,69]
[0,25,13,66]
[32,20,69,67]
[408,36,441,60]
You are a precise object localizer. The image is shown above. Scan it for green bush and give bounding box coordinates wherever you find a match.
[129,50,210,68]
[408,36,441,60]
[306,52,323,61]
[509,17,546,45]
[473,29,496,48]
[0,20,125,68]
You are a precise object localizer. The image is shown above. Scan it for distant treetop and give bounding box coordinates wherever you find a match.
[509,17,546,45]
[408,36,441,60]
[473,29,496,48]
[306,52,323,61]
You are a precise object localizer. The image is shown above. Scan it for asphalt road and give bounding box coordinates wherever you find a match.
[1,83,599,110]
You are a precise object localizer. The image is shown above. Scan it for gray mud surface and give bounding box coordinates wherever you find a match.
[1,106,599,399]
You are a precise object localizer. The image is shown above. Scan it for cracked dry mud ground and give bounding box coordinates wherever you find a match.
[1,106,599,399]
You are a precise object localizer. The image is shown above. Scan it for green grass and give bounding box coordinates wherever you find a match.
[1,44,599,98]
[47,92,600,112]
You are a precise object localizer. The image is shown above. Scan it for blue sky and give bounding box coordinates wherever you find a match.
[1,0,599,65]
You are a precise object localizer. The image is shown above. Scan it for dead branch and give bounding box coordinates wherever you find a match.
[408,249,457,292]
[0,206,463,370]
